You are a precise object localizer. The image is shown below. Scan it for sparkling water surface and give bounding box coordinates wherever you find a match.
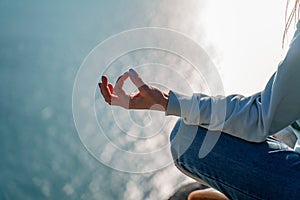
[0,1,213,199]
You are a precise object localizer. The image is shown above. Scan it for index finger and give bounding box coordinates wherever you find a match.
[128,68,145,89]
[114,72,129,94]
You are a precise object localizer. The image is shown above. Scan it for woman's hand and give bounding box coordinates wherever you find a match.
[98,68,169,111]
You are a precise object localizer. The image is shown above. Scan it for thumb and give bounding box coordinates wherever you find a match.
[128,68,145,89]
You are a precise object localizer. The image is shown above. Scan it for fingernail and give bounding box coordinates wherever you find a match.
[129,68,134,75]
[98,82,101,87]
[101,76,105,81]
[123,72,127,75]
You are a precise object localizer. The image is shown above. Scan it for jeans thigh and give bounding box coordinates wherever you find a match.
[170,119,300,200]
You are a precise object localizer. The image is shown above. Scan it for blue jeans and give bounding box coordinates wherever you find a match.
[170,119,300,200]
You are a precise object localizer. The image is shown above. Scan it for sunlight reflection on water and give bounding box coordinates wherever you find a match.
[0,0,217,199]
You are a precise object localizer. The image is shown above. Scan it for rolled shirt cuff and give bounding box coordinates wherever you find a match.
[166,90,181,116]
[165,90,211,127]
[166,90,196,119]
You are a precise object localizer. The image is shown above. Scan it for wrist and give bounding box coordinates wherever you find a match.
[161,92,169,111]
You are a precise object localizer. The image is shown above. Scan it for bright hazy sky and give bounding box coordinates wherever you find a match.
[202,0,287,96]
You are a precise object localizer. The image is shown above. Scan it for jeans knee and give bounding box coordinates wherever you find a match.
[170,119,181,142]
[170,119,182,163]
[169,119,199,163]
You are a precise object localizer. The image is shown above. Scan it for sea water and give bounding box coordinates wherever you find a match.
[0,1,213,199]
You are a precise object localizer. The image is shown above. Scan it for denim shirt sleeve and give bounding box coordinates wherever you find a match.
[166,21,300,143]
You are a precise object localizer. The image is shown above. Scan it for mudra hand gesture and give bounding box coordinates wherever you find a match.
[99,68,169,111]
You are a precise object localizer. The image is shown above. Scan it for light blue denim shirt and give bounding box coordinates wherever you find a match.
[166,20,300,144]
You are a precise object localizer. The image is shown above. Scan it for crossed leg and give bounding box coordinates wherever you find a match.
[170,119,300,200]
